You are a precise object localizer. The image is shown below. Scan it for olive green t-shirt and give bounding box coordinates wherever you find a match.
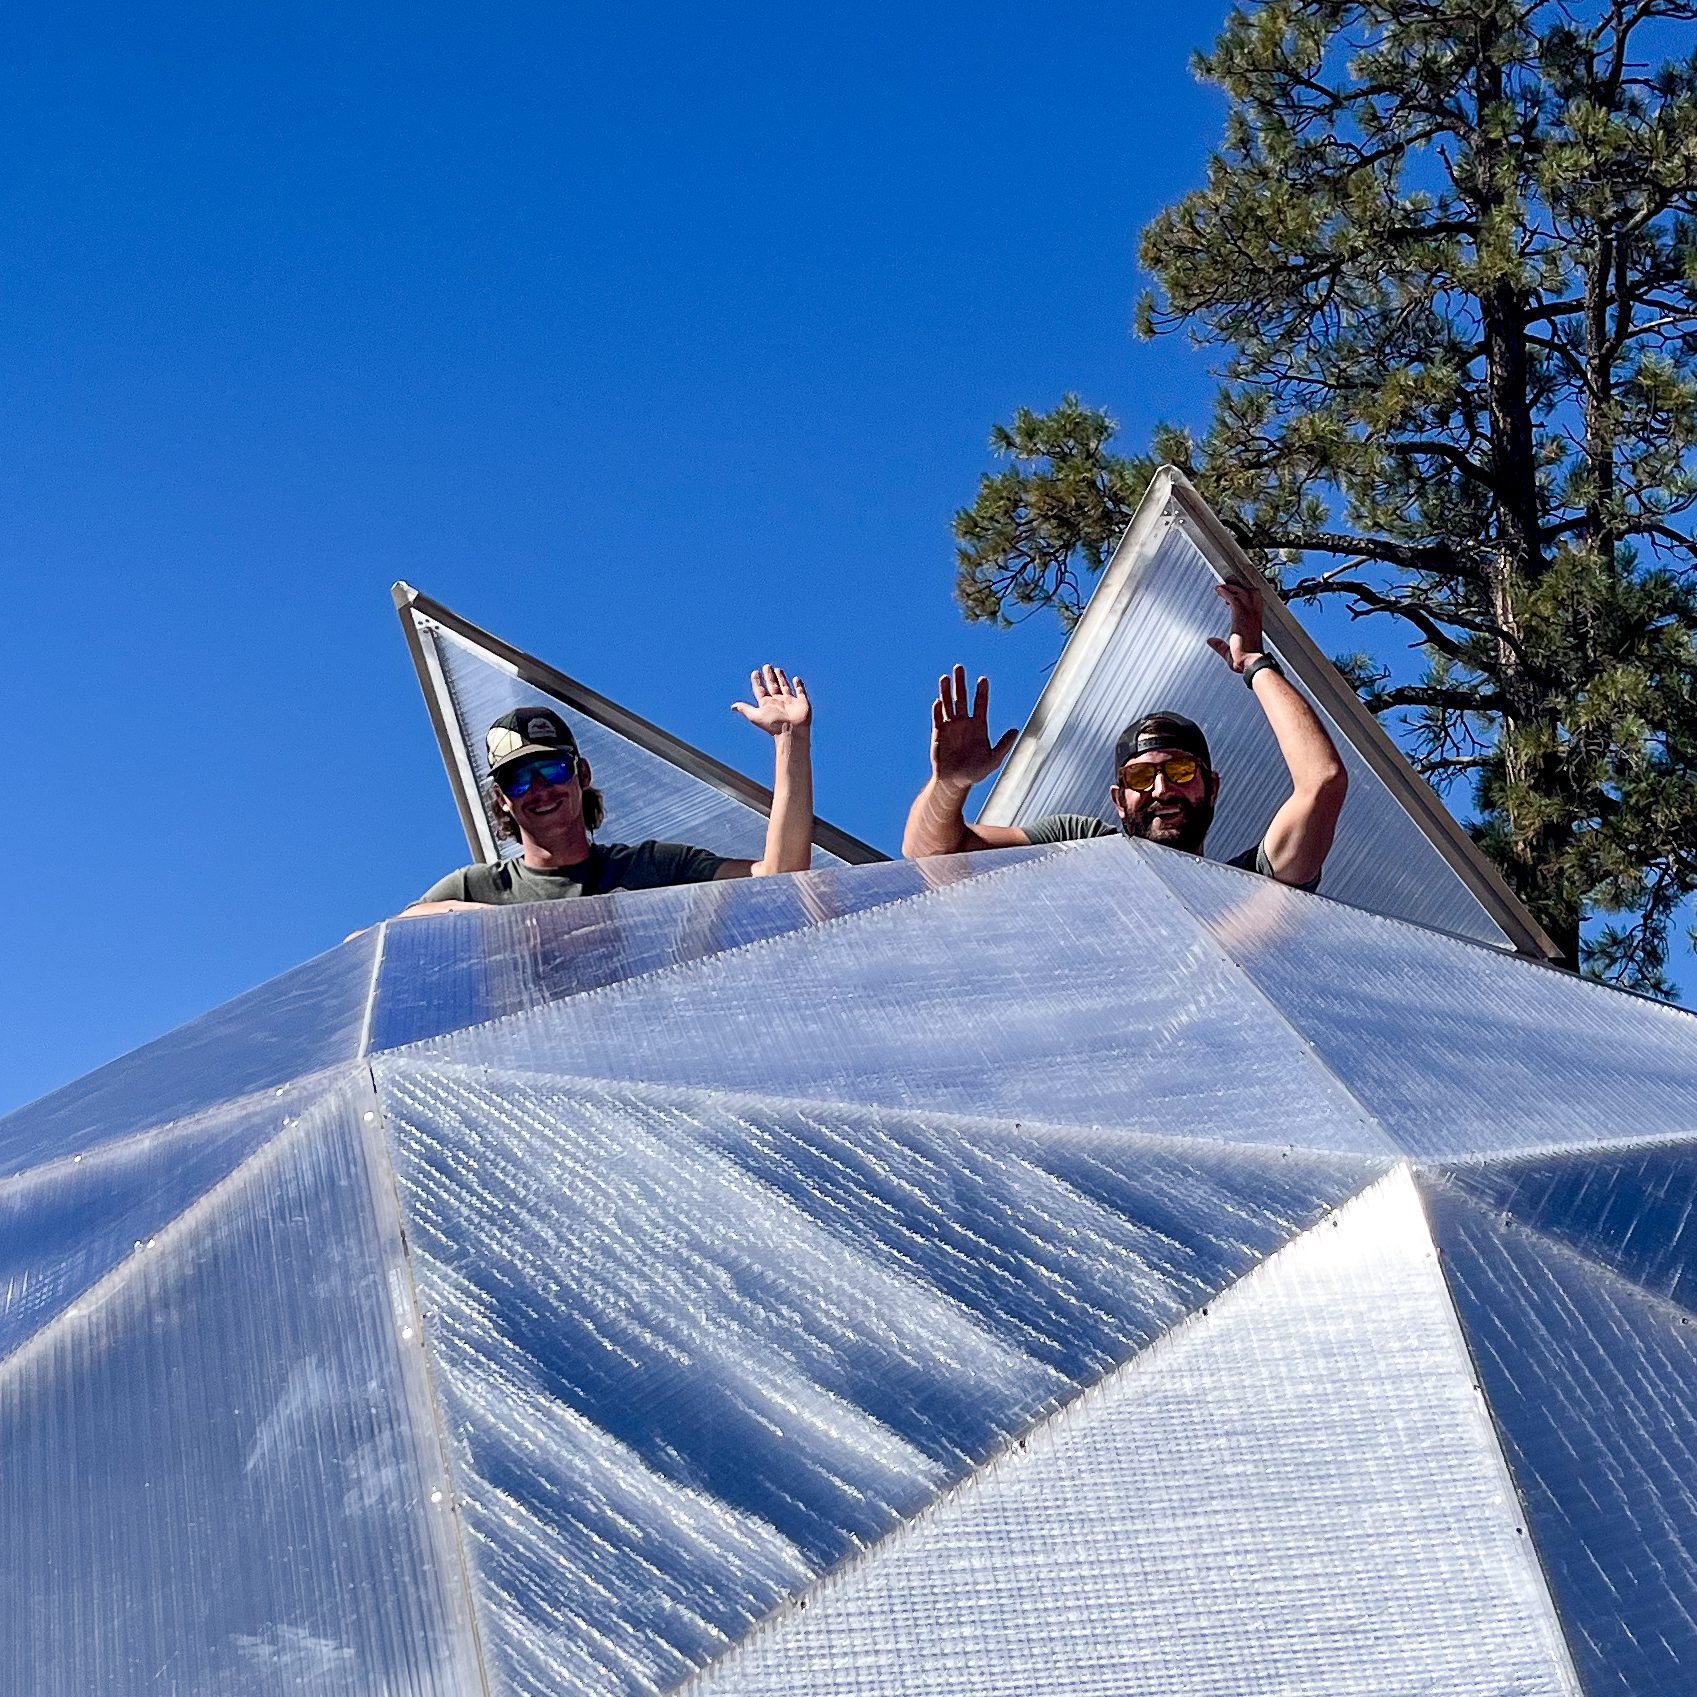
[1020,813,1320,892]
[419,840,728,906]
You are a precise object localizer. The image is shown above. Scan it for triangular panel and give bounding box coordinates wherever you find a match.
[688,1171,1577,1697]
[979,468,1556,957]
[372,1059,1381,1697]
[0,1077,480,1697]
[396,582,882,869]
[0,929,379,1178]
[1425,1182,1697,1697]
[1140,840,1697,1159]
[1446,1143,1697,1313]
[411,840,1394,1157]
[369,851,1019,1054]
[0,1084,311,1361]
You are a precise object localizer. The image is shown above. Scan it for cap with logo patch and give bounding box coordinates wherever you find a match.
[486,707,581,774]
[1114,711,1212,773]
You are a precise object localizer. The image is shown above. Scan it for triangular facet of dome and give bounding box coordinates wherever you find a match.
[977,468,1556,958]
[0,930,380,1178]
[369,850,1037,1053]
[1424,1181,1697,1697]
[0,1077,482,1695]
[1140,842,1697,1159]
[0,1084,313,1363]
[685,1169,1577,1697]
[369,1059,1382,1697]
[394,582,882,869]
[1444,1144,1697,1314]
[411,840,1394,1157]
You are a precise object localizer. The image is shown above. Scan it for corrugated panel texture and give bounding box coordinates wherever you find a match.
[6,836,1697,1696]
[0,930,377,1177]
[0,1077,481,1696]
[986,512,1513,947]
[411,841,1392,1157]
[689,1172,1577,1697]
[1143,842,1697,1157]
[371,1060,1380,1697]
[1425,1181,1697,1696]
[370,852,1017,1053]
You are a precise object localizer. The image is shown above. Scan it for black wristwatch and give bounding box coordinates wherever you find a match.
[1242,654,1283,690]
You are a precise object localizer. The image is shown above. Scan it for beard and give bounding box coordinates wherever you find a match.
[1120,792,1214,855]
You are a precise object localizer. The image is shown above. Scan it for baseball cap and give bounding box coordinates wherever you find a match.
[486,706,581,773]
[1114,711,1211,773]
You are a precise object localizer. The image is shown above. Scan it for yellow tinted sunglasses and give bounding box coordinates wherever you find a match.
[1118,755,1202,792]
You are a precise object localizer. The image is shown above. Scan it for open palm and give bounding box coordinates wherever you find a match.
[732,665,812,735]
[932,665,1018,788]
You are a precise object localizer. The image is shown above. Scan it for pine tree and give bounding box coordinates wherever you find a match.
[955,0,1697,990]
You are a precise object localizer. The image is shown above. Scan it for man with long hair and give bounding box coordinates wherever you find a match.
[401,664,814,914]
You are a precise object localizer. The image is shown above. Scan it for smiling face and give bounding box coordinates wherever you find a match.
[1110,748,1219,854]
[493,754,594,855]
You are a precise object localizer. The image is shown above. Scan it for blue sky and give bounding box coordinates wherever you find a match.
[2,2,1686,1116]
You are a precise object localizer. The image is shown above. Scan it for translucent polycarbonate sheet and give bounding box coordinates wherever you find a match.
[1425,1182,1697,1696]
[430,621,845,865]
[372,1060,1380,1696]
[0,929,378,1178]
[1446,1142,1697,1312]
[984,512,1515,948]
[371,852,1010,1052]
[418,840,1392,1157]
[694,1171,1577,1697]
[0,1085,306,1362]
[0,1078,481,1696]
[1143,844,1697,1158]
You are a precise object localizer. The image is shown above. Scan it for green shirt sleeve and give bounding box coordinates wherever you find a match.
[417,868,473,903]
[1021,814,1119,846]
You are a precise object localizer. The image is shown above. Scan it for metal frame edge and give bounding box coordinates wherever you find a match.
[977,470,1560,961]
[391,582,887,866]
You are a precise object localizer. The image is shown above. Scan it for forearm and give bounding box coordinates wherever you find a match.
[755,726,813,875]
[1253,669,1346,792]
[902,776,975,857]
[1252,666,1348,879]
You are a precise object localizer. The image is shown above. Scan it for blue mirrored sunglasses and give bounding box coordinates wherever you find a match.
[496,757,576,798]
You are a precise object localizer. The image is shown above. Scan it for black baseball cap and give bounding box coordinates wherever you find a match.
[1114,712,1211,773]
[486,706,581,773]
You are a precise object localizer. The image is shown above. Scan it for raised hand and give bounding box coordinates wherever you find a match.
[931,665,1018,791]
[732,664,812,736]
[1205,581,1267,673]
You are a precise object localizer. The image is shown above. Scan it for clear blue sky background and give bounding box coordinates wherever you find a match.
[2,1,1687,1117]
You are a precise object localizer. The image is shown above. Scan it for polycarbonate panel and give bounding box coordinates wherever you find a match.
[430,621,844,865]
[419,839,1393,1157]
[982,504,1515,948]
[0,1084,306,1361]
[1426,1182,1697,1696]
[372,1059,1380,1697]
[694,1171,1577,1697]
[370,852,1024,1053]
[0,1076,482,1696]
[0,929,378,1178]
[1446,1143,1697,1312]
[1142,843,1697,1157]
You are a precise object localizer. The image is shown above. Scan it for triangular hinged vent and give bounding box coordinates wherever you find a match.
[395,583,882,869]
[978,468,1556,958]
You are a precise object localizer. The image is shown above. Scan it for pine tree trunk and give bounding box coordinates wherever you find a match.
[1473,28,1580,966]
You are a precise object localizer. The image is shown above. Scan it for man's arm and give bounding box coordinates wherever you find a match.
[395,898,486,919]
[721,665,814,878]
[902,667,1030,857]
[1207,583,1348,886]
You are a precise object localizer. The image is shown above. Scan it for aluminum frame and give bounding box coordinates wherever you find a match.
[977,468,1559,961]
[393,582,886,868]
